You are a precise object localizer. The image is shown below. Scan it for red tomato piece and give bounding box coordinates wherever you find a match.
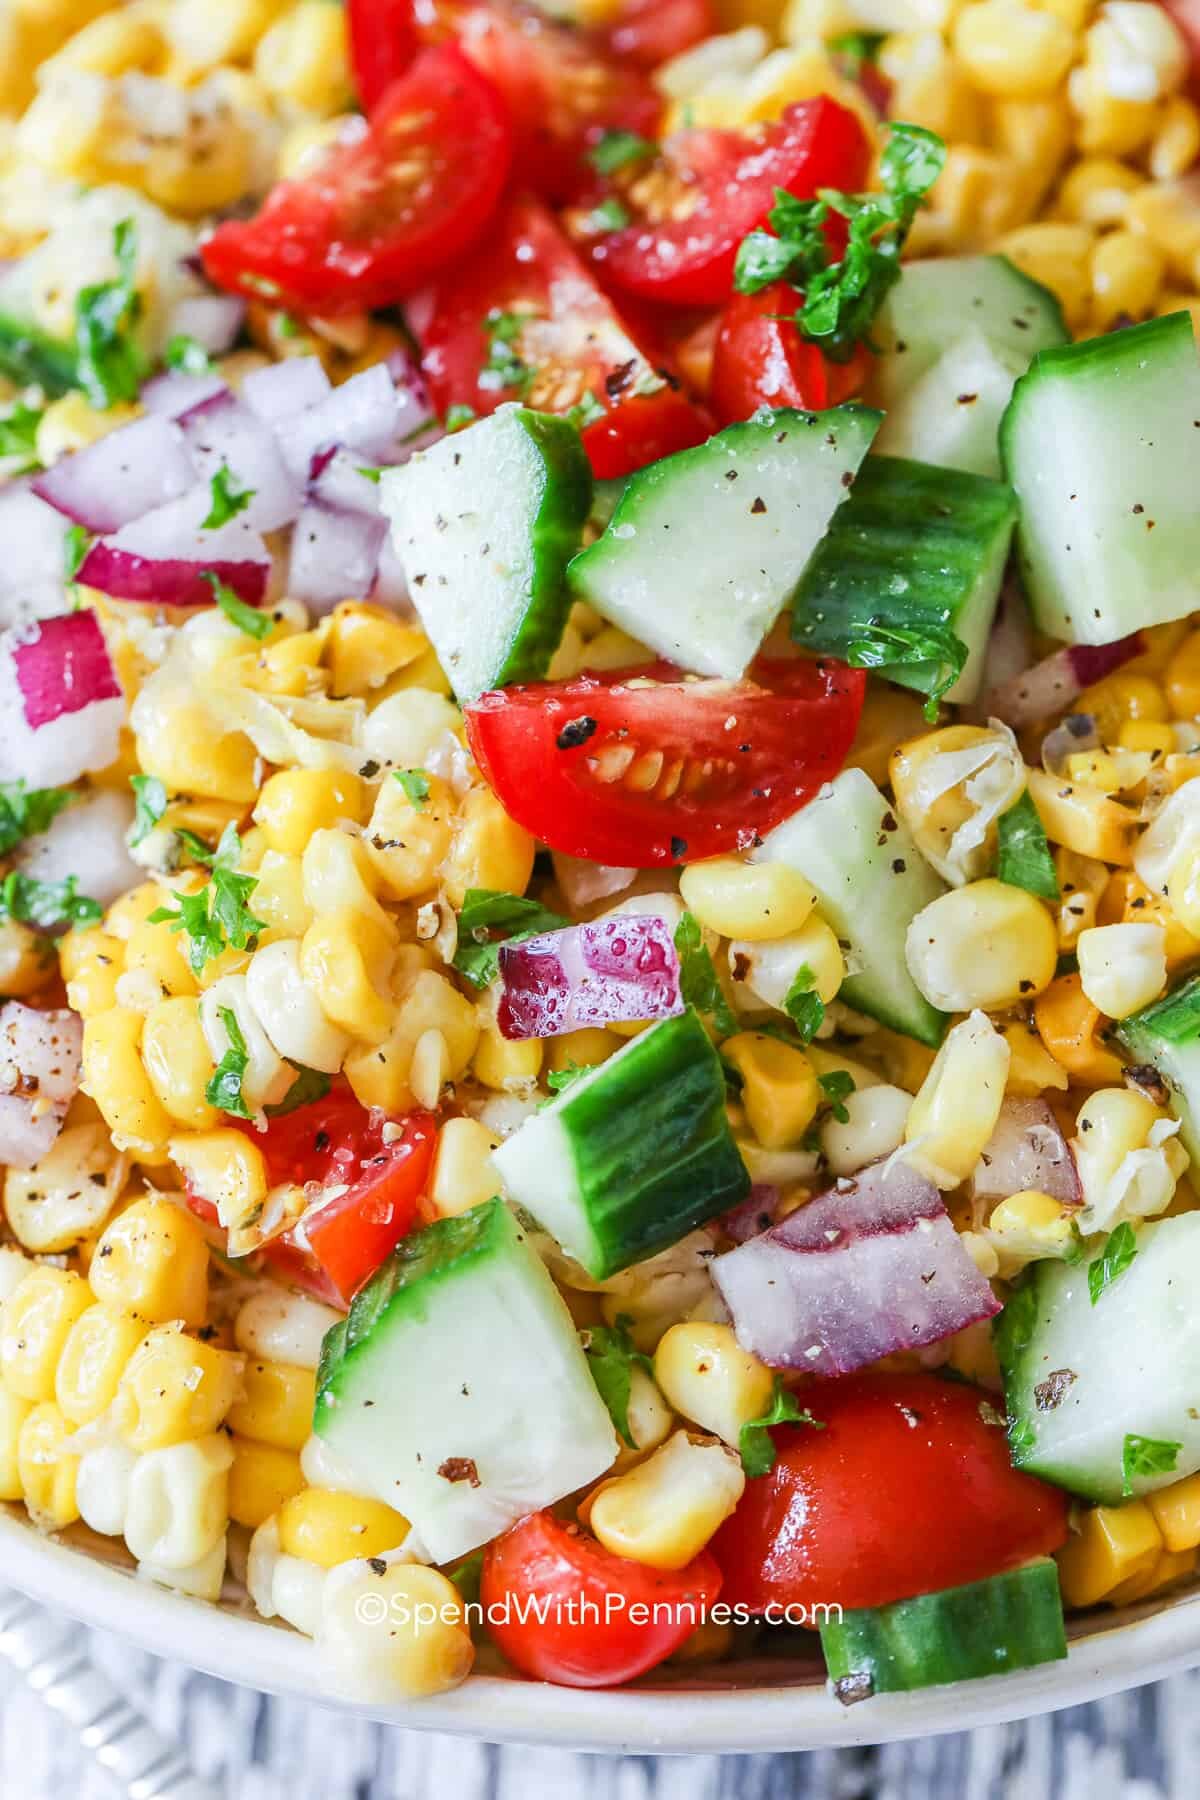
[347,0,416,111]
[1162,0,1200,75]
[710,283,831,424]
[711,1372,1070,1616]
[419,194,711,479]
[603,0,717,69]
[481,1510,723,1687]
[201,47,511,315]
[464,656,866,867]
[585,98,870,307]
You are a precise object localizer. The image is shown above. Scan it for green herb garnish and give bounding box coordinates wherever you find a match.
[581,1313,654,1448]
[1122,1432,1181,1497]
[739,1377,825,1477]
[0,870,100,932]
[587,129,657,174]
[587,197,630,233]
[565,391,606,432]
[845,618,967,722]
[148,823,265,973]
[265,1063,332,1118]
[997,788,1060,901]
[675,910,737,1039]
[75,217,145,409]
[202,465,255,530]
[453,887,568,989]
[479,310,534,397]
[0,400,43,472]
[1088,1221,1137,1305]
[164,335,214,375]
[0,782,73,857]
[394,769,432,808]
[445,404,476,433]
[201,570,272,640]
[546,1062,589,1096]
[783,962,825,1043]
[818,1068,856,1123]
[827,29,885,73]
[205,1004,252,1119]
[128,774,168,847]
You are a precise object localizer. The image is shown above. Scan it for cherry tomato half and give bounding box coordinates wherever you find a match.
[711,1372,1070,1616]
[347,0,416,110]
[201,47,512,315]
[481,1510,723,1687]
[710,283,874,424]
[602,0,717,69]
[420,193,711,479]
[464,656,866,867]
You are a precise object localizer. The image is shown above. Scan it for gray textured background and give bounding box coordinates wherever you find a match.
[0,1624,1193,1800]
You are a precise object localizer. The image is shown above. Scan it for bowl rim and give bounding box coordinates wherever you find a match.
[2,1511,1197,1752]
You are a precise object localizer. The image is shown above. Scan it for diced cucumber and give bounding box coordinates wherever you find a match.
[1117,975,1200,1163]
[380,403,592,704]
[873,330,1029,481]
[753,768,948,1046]
[0,313,78,396]
[790,454,1017,704]
[314,1197,616,1563]
[1000,312,1200,645]
[567,405,881,680]
[820,1560,1067,1703]
[492,1007,749,1279]
[995,1212,1200,1502]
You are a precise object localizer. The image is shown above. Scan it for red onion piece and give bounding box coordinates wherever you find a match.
[497,915,682,1039]
[0,487,71,595]
[0,610,124,786]
[0,1001,82,1168]
[971,1097,1081,1209]
[17,788,141,909]
[286,499,386,613]
[33,414,196,533]
[1041,712,1100,779]
[712,1158,1000,1375]
[310,446,384,517]
[276,364,402,482]
[79,483,271,606]
[551,852,637,911]
[988,632,1145,729]
[179,391,302,532]
[241,356,331,425]
[370,531,412,612]
[722,1185,780,1245]
[141,370,227,417]
[166,293,245,355]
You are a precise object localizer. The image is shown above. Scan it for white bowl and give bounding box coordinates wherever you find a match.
[3,1508,1199,1749]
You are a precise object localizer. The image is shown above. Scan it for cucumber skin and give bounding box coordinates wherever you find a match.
[820,1560,1067,1699]
[0,313,79,396]
[1116,974,1200,1164]
[493,407,593,690]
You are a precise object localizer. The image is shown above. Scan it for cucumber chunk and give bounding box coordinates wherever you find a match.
[995,1213,1200,1502]
[1117,974,1200,1162]
[753,768,948,1046]
[492,1007,749,1279]
[820,1560,1067,1703]
[567,405,881,680]
[1000,312,1200,645]
[380,403,592,703]
[314,1197,617,1562]
[791,454,1017,705]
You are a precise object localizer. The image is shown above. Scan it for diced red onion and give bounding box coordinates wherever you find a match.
[370,532,412,612]
[0,610,123,787]
[286,499,386,613]
[0,486,71,596]
[988,632,1145,729]
[241,355,331,426]
[33,414,196,533]
[141,370,227,417]
[551,852,637,911]
[1041,712,1100,779]
[963,583,1032,724]
[166,292,245,355]
[722,1185,780,1245]
[712,1157,1000,1375]
[310,446,384,517]
[17,788,141,909]
[0,1001,82,1169]
[497,915,682,1039]
[79,482,271,607]
[178,391,302,532]
[0,1096,62,1168]
[971,1097,1081,1209]
[277,365,402,482]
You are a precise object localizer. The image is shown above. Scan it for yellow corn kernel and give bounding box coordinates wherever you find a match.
[319,1561,474,1700]
[1079,671,1169,740]
[578,626,653,672]
[279,109,344,177]
[134,701,258,804]
[473,1024,543,1094]
[1073,1087,1174,1217]
[883,31,982,146]
[845,684,930,790]
[1085,3,1190,102]
[721,1032,819,1150]
[227,1359,316,1451]
[89,1196,210,1327]
[17,1401,79,1528]
[249,627,326,698]
[300,828,387,927]
[55,1304,148,1425]
[1025,767,1137,864]
[430,1116,502,1218]
[1055,156,1143,227]
[653,1323,774,1449]
[278,1487,410,1568]
[104,881,168,943]
[1033,973,1125,1085]
[679,857,818,942]
[114,1325,241,1452]
[1091,228,1165,329]
[1147,1470,1200,1551]
[228,1437,305,1530]
[1118,719,1177,755]
[343,970,478,1110]
[905,1011,1010,1189]
[123,914,199,1001]
[168,1129,269,1235]
[324,603,427,698]
[250,851,314,943]
[140,997,219,1130]
[253,769,366,857]
[0,915,48,998]
[905,877,1058,1013]
[953,0,1076,97]
[1126,178,1200,280]
[996,221,1096,329]
[35,392,139,464]
[1057,1501,1162,1607]
[1069,65,1160,157]
[1002,1018,1070,1096]
[0,1383,32,1501]
[62,927,124,1016]
[253,0,353,114]
[1108,1544,1198,1605]
[1150,96,1200,182]
[590,1431,745,1570]
[1077,921,1167,1017]
[1055,848,1109,951]
[0,1268,92,1403]
[546,1028,621,1074]
[989,1188,1074,1256]
[441,787,535,908]
[1165,628,1200,718]
[300,908,398,1044]
[49,9,163,76]
[364,772,455,901]
[1101,870,1200,970]
[990,96,1073,214]
[165,0,287,71]
[81,1010,172,1158]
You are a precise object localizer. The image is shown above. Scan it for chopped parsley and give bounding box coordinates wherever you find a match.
[129,774,168,847]
[148,823,265,974]
[452,887,568,989]
[1088,1221,1138,1305]
[783,962,825,1043]
[0,400,43,472]
[564,391,606,432]
[675,910,736,1039]
[0,781,73,857]
[64,522,90,591]
[0,870,101,932]
[201,570,272,640]
[445,403,477,433]
[546,1061,589,1096]
[479,310,534,397]
[845,618,967,722]
[739,1377,825,1478]
[75,217,145,409]
[394,768,432,808]
[827,30,885,73]
[587,197,631,233]
[581,1313,653,1448]
[164,334,214,375]
[818,1068,856,1123]
[266,1064,332,1118]
[1121,1432,1181,1497]
[202,465,255,530]
[587,129,657,174]
[205,1005,252,1119]
[997,788,1060,901]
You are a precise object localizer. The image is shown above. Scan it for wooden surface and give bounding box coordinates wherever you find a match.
[0,1622,1194,1800]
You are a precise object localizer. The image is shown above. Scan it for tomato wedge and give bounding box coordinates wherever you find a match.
[481,1510,722,1687]
[201,47,511,315]
[582,98,870,307]
[710,283,873,424]
[420,194,711,479]
[347,0,416,110]
[602,0,717,69]
[464,657,866,867]
[711,1373,1070,1616]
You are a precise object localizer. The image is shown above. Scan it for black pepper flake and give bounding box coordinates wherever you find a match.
[1034,1368,1076,1412]
[605,359,637,398]
[891,858,906,874]
[367,1557,388,1576]
[556,715,598,750]
[359,759,380,779]
[437,1457,481,1487]
[750,497,767,514]
[670,835,688,861]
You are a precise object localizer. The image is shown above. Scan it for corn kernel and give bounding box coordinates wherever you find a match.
[996,222,1096,329]
[113,1324,241,1452]
[1033,974,1124,1086]
[325,603,429,697]
[441,787,535,907]
[300,908,398,1045]
[254,770,366,857]
[1150,96,1200,182]
[89,1196,210,1327]
[653,1323,774,1448]
[904,1011,1010,1189]
[1057,1501,1162,1607]
[1002,1018,1070,1095]
[81,1009,172,1158]
[1077,922,1167,1017]
[988,1189,1074,1262]
[228,1437,305,1529]
[0,1383,32,1501]
[253,0,353,115]
[1069,65,1160,157]
[278,1487,410,1568]
[954,1,1076,98]
[124,1432,233,1569]
[168,1129,269,1236]
[430,1116,502,1217]
[17,1401,79,1528]
[721,1031,819,1150]
[228,1359,316,1451]
[135,701,258,805]
[1147,1470,1200,1551]
[0,1268,92,1403]
[1025,767,1137,864]
[141,996,219,1130]
[822,1082,913,1176]
[1126,178,1200,281]
[546,1028,621,1074]
[363,688,461,768]
[343,970,478,1110]
[889,725,1025,886]
[473,1023,543,1093]
[318,1562,473,1700]
[590,1431,745,1569]
[906,876,1057,1013]
[1091,228,1165,329]
[55,1304,148,1425]
[364,772,454,901]
[1056,156,1143,227]
[1118,719,1177,756]
[680,857,818,942]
